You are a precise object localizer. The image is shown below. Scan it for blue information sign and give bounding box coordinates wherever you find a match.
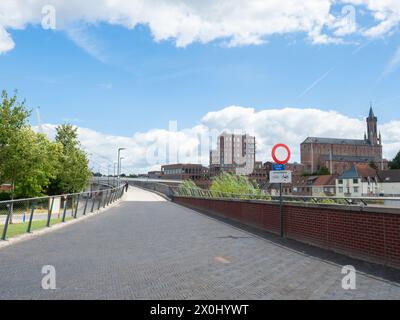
[272,164,286,171]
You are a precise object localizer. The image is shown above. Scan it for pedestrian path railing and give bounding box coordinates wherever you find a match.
[170,186,400,208]
[0,185,126,241]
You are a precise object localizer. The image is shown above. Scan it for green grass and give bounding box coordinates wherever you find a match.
[0,217,73,240]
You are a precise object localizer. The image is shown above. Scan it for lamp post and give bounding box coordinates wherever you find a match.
[117,148,126,185]
[113,162,117,186]
[119,157,125,181]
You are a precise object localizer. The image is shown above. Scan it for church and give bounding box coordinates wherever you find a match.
[300,107,388,175]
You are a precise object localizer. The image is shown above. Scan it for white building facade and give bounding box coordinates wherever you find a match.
[378,170,400,197]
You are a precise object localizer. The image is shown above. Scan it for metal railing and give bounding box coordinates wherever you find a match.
[129,180,175,199]
[170,186,400,209]
[0,185,126,241]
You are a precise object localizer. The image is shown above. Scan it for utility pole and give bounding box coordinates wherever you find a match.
[117,148,126,186]
[114,162,117,186]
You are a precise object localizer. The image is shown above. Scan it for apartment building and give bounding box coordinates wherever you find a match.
[210,133,256,176]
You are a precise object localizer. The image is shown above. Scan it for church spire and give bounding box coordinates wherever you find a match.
[369,103,375,118]
[366,104,378,145]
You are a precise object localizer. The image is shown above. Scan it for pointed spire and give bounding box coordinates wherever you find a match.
[369,103,375,118]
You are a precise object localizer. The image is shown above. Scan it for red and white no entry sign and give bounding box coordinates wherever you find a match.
[272,143,291,165]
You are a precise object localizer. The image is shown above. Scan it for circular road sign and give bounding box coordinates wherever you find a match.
[272,144,291,165]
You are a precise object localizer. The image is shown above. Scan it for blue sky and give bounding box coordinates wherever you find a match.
[1,23,399,136]
[1,1,400,172]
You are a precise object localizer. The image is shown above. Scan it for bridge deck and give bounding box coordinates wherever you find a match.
[0,187,399,299]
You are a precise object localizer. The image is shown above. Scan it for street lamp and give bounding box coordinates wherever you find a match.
[120,157,125,180]
[113,162,117,186]
[117,148,126,185]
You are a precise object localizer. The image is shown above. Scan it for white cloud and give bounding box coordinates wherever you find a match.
[0,26,14,53]
[65,26,109,63]
[39,106,400,174]
[1,1,400,54]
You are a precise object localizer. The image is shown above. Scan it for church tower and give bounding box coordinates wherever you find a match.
[366,105,379,145]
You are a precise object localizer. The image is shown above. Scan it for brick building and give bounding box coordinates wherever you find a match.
[248,161,268,187]
[300,107,388,175]
[161,164,208,181]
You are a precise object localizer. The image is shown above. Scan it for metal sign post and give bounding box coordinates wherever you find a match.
[279,183,283,237]
[271,143,292,238]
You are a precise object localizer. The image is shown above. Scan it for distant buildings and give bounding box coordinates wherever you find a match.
[210,133,256,176]
[161,164,208,180]
[311,175,337,196]
[151,107,399,198]
[336,164,380,197]
[300,107,388,175]
[160,163,210,188]
[378,170,400,196]
[0,183,12,192]
[270,174,337,197]
[148,171,163,179]
[248,161,268,187]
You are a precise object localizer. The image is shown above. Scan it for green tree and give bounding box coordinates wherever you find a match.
[55,124,78,149]
[2,129,61,198]
[0,90,31,186]
[0,90,31,147]
[48,124,92,194]
[390,151,400,169]
[317,166,330,175]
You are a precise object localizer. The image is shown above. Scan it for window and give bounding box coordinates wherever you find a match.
[353,178,359,184]
[339,187,344,193]
[338,179,343,184]
[354,187,359,193]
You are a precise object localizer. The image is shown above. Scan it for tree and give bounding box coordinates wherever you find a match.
[47,124,92,194]
[390,151,400,169]
[2,129,61,198]
[0,90,31,147]
[55,124,78,149]
[317,166,330,175]
[0,90,31,185]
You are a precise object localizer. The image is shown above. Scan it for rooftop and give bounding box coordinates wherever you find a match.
[378,170,400,183]
[338,164,378,180]
[302,137,370,146]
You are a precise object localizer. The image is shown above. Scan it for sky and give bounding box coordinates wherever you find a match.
[1,1,400,173]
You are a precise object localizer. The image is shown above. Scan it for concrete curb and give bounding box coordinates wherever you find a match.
[0,192,127,250]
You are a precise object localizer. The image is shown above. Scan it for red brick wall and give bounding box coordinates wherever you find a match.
[174,197,400,269]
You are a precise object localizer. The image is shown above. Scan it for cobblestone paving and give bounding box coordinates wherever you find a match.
[0,187,399,300]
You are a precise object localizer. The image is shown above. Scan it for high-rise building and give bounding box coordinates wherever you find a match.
[210,133,256,176]
[301,106,388,175]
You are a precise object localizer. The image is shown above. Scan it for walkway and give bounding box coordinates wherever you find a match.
[0,187,399,299]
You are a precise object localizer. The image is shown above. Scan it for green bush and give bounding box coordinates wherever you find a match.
[177,180,202,197]
[0,192,11,201]
[210,172,265,199]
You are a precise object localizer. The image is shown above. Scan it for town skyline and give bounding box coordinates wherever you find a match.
[35,105,398,174]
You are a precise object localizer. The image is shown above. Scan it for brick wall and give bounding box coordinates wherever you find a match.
[174,196,400,269]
